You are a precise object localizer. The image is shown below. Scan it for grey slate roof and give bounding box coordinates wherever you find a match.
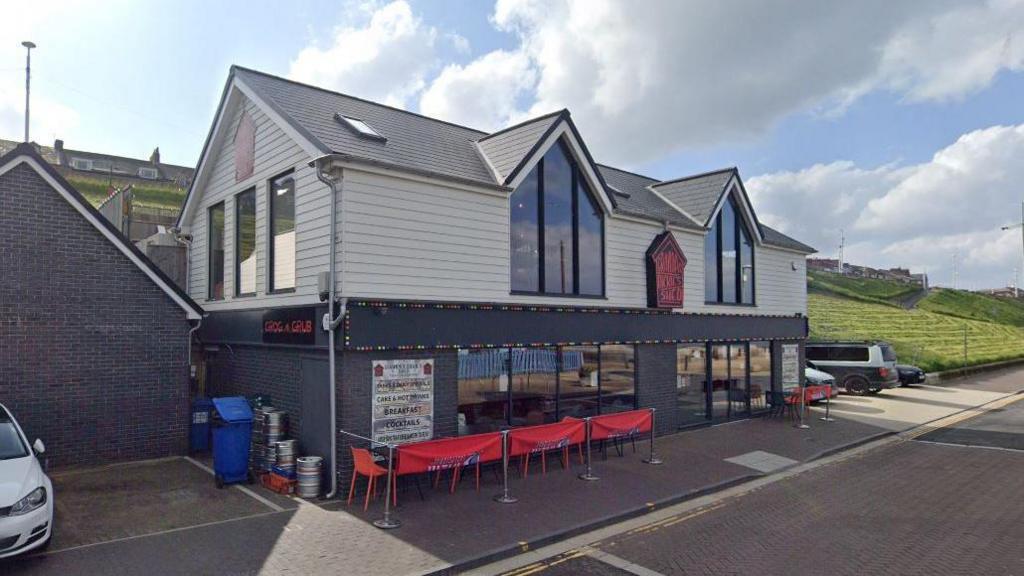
[477,111,564,184]
[651,168,736,226]
[229,66,813,253]
[596,165,702,231]
[235,67,499,188]
[759,224,816,253]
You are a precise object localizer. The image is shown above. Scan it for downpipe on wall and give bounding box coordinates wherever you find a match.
[314,155,345,499]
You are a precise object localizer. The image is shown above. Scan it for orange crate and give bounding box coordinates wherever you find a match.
[262,472,296,495]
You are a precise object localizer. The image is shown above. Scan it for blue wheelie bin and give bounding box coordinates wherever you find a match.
[190,397,213,453]
[211,397,254,488]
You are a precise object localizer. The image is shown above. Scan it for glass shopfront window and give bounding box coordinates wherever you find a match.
[558,346,600,419]
[750,341,772,411]
[456,349,509,435]
[457,344,636,435]
[509,348,559,426]
[599,345,636,413]
[677,344,708,427]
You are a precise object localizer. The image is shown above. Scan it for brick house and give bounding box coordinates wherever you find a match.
[0,143,203,468]
[178,66,815,493]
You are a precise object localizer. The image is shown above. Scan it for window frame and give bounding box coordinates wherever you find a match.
[509,141,606,298]
[207,201,225,301]
[234,187,257,298]
[705,194,757,306]
[267,169,296,294]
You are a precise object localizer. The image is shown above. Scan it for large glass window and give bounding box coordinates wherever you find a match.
[510,169,540,292]
[558,346,600,419]
[510,348,559,426]
[457,349,509,435]
[208,202,225,300]
[235,188,256,296]
[750,341,772,409]
[510,140,604,296]
[677,344,708,426]
[599,345,636,413]
[705,194,755,304]
[269,172,295,292]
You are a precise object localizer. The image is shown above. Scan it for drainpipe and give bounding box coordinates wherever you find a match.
[314,156,345,499]
[187,317,203,391]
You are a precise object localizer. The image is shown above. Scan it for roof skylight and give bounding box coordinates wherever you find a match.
[336,114,386,141]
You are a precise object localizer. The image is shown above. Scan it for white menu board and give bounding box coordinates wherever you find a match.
[782,344,800,387]
[371,359,434,445]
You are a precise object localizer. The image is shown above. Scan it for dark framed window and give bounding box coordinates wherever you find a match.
[235,188,256,296]
[268,171,296,292]
[677,343,708,427]
[705,195,755,304]
[510,140,604,296]
[207,202,225,300]
[456,344,636,435]
[750,341,772,405]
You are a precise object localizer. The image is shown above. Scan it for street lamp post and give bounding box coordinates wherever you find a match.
[1001,201,1024,298]
[21,41,36,143]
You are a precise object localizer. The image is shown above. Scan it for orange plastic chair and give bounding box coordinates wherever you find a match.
[348,447,395,511]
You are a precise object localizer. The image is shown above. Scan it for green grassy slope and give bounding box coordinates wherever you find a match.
[68,176,186,211]
[807,269,920,306]
[809,293,1024,372]
[917,288,1024,327]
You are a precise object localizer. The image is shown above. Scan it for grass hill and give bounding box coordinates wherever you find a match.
[69,176,186,211]
[917,288,1024,327]
[807,270,1024,372]
[809,293,1024,372]
[807,269,920,306]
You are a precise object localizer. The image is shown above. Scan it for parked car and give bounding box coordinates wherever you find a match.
[897,364,927,386]
[0,404,53,558]
[805,362,839,400]
[805,341,900,395]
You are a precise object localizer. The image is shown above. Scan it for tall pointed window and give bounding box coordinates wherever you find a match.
[510,140,604,296]
[705,195,755,304]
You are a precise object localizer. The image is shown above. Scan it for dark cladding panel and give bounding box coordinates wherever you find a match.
[345,301,806,350]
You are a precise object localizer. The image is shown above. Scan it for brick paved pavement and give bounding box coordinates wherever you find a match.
[525,438,1024,575]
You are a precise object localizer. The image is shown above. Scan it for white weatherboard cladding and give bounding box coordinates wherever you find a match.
[186,90,330,311]
[341,169,806,315]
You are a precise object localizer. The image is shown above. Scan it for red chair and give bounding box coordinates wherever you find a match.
[348,447,395,511]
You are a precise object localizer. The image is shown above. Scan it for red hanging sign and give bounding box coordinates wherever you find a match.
[646,231,687,308]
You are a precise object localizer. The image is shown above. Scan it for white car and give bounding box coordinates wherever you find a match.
[0,404,53,558]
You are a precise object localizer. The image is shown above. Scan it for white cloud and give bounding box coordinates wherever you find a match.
[419,50,535,131]
[747,124,1024,289]
[415,0,1024,166]
[287,0,438,108]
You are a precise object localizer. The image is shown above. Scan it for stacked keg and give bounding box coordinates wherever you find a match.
[274,439,298,476]
[250,406,288,473]
[296,456,322,498]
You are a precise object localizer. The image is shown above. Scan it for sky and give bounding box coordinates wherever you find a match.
[2,0,1024,289]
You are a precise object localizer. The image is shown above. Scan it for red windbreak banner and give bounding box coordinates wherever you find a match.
[395,432,502,476]
[589,410,652,442]
[508,419,586,458]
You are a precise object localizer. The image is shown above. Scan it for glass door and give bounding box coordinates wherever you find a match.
[710,343,750,421]
[677,344,709,427]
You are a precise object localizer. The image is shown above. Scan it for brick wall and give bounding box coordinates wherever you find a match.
[0,162,191,467]
[337,349,457,489]
[636,344,679,435]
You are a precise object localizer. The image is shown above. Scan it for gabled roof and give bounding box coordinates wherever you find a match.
[476,110,565,185]
[0,143,203,320]
[651,167,736,226]
[759,224,816,253]
[596,165,702,231]
[183,65,814,253]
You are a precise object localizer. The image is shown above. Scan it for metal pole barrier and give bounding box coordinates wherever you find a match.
[819,385,835,422]
[578,417,599,481]
[494,430,518,504]
[372,443,401,529]
[642,408,663,465]
[795,385,810,429]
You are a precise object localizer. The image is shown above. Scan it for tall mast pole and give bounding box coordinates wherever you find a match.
[22,41,36,143]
